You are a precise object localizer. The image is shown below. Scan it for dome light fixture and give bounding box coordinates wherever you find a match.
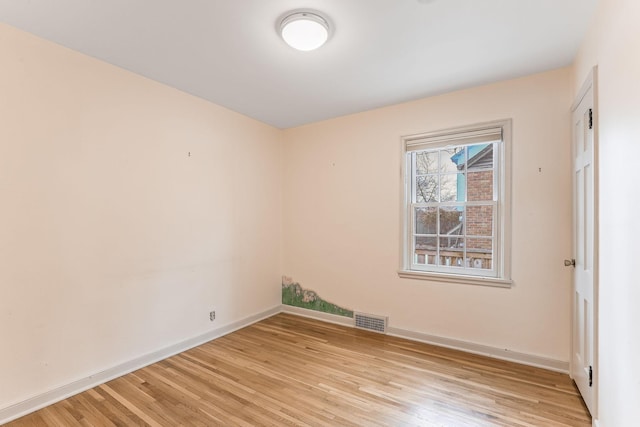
[279,11,330,51]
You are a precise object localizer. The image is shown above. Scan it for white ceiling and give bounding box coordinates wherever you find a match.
[0,0,597,129]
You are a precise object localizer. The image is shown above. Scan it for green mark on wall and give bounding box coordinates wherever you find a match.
[282,276,353,318]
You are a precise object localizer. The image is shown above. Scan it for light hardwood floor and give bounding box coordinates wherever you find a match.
[7,313,591,426]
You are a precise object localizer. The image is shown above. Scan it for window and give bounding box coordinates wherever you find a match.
[399,120,512,287]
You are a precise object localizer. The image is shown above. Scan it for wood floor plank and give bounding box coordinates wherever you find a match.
[6,313,591,426]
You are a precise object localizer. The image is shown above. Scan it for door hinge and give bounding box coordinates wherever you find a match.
[589,365,593,387]
[588,109,593,130]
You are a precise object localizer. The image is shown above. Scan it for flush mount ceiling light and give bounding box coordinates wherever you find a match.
[279,11,330,51]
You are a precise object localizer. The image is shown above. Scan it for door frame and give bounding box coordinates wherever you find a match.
[570,66,599,419]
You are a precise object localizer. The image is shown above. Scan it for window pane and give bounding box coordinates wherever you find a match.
[466,238,493,270]
[440,148,462,173]
[440,173,464,202]
[439,238,464,267]
[439,235,464,251]
[416,175,437,202]
[416,236,437,250]
[415,151,439,175]
[439,206,464,236]
[466,205,493,236]
[467,143,494,171]
[467,170,494,202]
[415,236,437,266]
[415,207,437,235]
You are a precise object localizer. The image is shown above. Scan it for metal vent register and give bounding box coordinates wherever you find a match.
[354,312,388,333]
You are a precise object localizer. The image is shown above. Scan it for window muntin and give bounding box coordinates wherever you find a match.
[401,122,510,282]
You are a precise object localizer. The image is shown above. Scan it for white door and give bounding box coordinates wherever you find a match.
[570,70,597,416]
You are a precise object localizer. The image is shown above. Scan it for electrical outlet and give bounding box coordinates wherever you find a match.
[209,311,215,321]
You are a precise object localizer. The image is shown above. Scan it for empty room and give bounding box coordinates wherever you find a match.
[1,1,639,426]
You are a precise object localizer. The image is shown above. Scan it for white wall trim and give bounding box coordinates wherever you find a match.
[0,305,281,425]
[281,304,569,373]
[387,326,569,373]
[592,419,600,427]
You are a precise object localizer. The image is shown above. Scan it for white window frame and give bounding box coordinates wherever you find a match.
[398,119,513,287]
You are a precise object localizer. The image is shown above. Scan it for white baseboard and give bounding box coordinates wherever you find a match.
[281,304,569,374]
[387,326,569,373]
[0,305,281,425]
[593,419,600,427]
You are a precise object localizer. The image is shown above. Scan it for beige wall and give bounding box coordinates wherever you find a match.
[0,24,282,409]
[573,0,640,425]
[283,68,573,361]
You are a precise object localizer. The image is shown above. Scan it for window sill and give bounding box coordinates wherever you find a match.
[397,270,513,288]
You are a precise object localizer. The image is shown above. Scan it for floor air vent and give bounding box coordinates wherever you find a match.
[354,312,388,334]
